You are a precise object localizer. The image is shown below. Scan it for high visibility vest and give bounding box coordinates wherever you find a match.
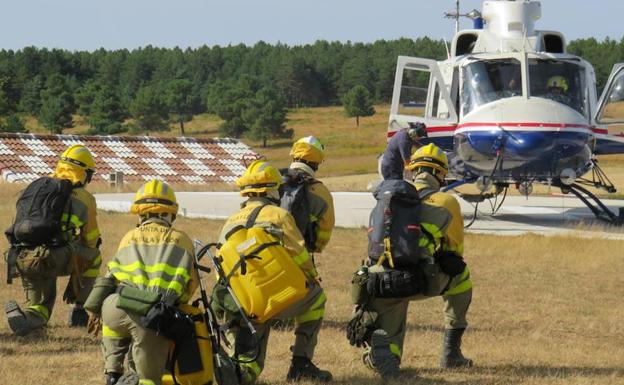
[108,221,197,302]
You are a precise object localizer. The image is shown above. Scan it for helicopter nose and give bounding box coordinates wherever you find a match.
[458,128,559,160]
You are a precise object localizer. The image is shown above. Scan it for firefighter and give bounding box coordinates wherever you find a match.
[380,123,427,180]
[213,160,331,384]
[99,180,199,385]
[349,143,473,378]
[406,143,473,369]
[5,144,102,335]
[282,136,335,254]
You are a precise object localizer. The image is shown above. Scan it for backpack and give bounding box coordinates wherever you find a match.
[5,176,74,247]
[279,169,318,250]
[216,204,308,323]
[367,179,434,269]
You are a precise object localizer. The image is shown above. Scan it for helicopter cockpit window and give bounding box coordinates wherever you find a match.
[528,59,587,116]
[461,59,522,115]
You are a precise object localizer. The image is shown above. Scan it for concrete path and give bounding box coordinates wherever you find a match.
[95,192,624,239]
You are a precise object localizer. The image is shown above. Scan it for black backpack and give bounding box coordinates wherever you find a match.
[5,176,74,247]
[279,169,318,251]
[367,179,434,269]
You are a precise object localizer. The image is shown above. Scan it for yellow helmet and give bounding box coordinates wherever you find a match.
[547,76,568,92]
[54,144,96,185]
[406,143,449,176]
[130,179,179,216]
[290,136,325,164]
[59,144,95,171]
[236,160,282,195]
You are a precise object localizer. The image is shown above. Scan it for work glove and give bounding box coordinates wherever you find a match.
[435,250,466,277]
[87,312,102,337]
[346,307,378,348]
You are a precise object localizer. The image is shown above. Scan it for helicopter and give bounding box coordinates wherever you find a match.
[387,0,624,225]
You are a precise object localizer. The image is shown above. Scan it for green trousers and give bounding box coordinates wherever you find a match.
[366,264,473,362]
[216,283,327,383]
[16,245,100,329]
[101,293,171,385]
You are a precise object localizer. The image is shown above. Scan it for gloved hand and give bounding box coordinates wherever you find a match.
[346,307,378,347]
[435,250,466,277]
[87,312,102,337]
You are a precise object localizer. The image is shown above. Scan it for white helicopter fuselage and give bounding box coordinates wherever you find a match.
[388,0,624,186]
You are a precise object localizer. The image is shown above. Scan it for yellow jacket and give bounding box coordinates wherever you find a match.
[219,197,318,279]
[288,164,335,253]
[60,185,102,278]
[108,219,199,303]
[414,173,464,256]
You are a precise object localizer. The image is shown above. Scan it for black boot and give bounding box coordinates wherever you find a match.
[5,300,31,336]
[286,356,332,382]
[105,372,121,385]
[440,328,473,368]
[68,306,89,327]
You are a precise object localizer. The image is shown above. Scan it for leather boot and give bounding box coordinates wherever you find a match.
[286,356,332,382]
[5,300,31,336]
[105,372,121,385]
[363,329,400,378]
[440,328,473,368]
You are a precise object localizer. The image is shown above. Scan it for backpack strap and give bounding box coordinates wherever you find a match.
[245,204,267,228]
[376,191,395,268]
[223,203,280,280]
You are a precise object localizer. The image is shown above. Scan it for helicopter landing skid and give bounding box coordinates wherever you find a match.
[560,182,624,226]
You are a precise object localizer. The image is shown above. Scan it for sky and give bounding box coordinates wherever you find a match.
[2,0,623,51]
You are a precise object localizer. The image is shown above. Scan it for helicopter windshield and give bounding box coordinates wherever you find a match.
[461,59,522,115]
[528,59,587,116]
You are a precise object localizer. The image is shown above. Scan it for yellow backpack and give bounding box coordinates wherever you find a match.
[217,204,308,323]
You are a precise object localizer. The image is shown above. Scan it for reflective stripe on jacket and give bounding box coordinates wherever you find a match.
[108,220,199,303]
[218,197,317,279]
[60,185,102,277]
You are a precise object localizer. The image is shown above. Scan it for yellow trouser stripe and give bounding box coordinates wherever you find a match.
[91,254,102,267]
[103,324,130,339]
[317,229,331,241]
[240,357,262,377]
[82,255,102,278]
[111,272,184,296]
[139,380,156,385]
[85,229,100,242]
[28,305,50,320]
[389,343,402,358]
[83,268,100,278]
[444,267,472,296]
[108,260,191,282]
[295,292,326,324]
[292,249,311,266]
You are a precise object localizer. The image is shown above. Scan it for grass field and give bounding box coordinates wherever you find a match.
[0,182,623,385]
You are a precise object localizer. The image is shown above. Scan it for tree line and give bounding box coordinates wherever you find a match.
[0,36,621,143]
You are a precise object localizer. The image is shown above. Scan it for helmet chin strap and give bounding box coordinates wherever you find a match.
[140,213,175,226]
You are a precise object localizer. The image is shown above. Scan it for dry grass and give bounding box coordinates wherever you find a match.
[0,183,623,384]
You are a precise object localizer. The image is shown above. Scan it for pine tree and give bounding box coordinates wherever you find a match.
[343,85,375,126]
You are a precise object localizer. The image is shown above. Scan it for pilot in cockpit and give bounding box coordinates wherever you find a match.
[545,75,572,106]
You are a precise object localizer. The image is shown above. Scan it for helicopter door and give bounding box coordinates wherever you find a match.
[594,63,624,127]
[389,56,458,134]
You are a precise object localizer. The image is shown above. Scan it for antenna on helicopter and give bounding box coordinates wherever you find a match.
[444,0,483,34]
